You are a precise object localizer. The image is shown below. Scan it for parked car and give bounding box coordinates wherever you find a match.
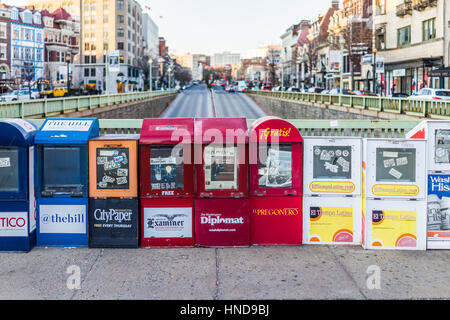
[0,89,35,102]
[328,88,355,95]
[262,85,273,91]
[226,86,236,93]
[408,88,450,100]
[307,87,325,94]
[353,90,378,97]
[388,93,409,98]
[286,87,301,92]
[321,89,330,95]
[271,86,281,91]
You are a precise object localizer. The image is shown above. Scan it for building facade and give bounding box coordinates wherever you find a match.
[374,0,449,95]
[10,6,44,83]
[0,5,11,85]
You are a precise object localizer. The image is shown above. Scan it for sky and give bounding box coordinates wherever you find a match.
[5,0,338,56]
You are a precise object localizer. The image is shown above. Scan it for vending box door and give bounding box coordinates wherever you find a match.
[363,199,427,250]
[250,196,302,245]
[303,196,362,245]
[426,173,450,249]
[140,118,194,198]
[141,198,194,247]
[249,116,303,197]
[303,137,362,196]
[36,197,88,247]
[195,198,250,247]
[194,118,248,198]
[406,120,450,172]
[89,198,139,248]
[363,139,427,200]
[89,136,139,198]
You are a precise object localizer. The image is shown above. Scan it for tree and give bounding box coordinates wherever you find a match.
[174,66,192,85]
[339,17,373,90]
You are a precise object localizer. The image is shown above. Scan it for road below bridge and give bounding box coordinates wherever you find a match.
[161,84,267,118]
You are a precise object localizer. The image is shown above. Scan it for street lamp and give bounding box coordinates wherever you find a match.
[339,34,345,105]
[148,57,153,92]
[168,59,174,89]
[66,54,71,95]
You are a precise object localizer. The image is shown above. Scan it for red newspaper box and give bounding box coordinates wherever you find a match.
[249,116,303,245]
[139,118,194,247]
[194,117,250,247]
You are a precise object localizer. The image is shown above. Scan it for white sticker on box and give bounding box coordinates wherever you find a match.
[117,169,128,177]
[389,168,403,179]
[102,175,115,184]
[99,150,116,157]
[117,177,128,185]
[97,157,107,165]
[320,150,332,161]
[396,157,408,166]
[0,212,28,237]
[383,151,398,158]
[325,162,339,173]
[383,159,396,168]
[0,158,10,168]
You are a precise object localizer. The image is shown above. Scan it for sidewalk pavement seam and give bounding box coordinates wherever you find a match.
[327,246,368,300]
[214,248,221,300]
[70,249,104,300]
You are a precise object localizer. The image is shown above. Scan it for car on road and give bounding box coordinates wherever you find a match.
[307,87,325,94]
[388,93,409,98]
[226,86,236,93]
[328,88,355,95]
[408,88,450,100]
[0,89,36,102]
[286,87,301,92]
[353,90,378,97]
[262,85,272,91]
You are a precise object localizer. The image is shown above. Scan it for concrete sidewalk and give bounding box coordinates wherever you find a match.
[1,246,449,300]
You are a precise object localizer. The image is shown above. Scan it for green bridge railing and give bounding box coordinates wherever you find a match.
[250,90,450,119]
[26,119,422,138]
[0,90,178,119]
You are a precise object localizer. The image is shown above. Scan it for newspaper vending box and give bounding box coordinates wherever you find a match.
[303,137,362,245]
[35,118,99,247]
[362,138,427,250]
[194,117,250,247]
[249,116,303,245]
[406,120,450,249]
[140,118,194,247]
[0,120,37,252]
[88,135,139,248]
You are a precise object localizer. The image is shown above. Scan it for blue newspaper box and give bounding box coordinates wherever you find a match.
[0,120,38,252]
[35,118,99,247]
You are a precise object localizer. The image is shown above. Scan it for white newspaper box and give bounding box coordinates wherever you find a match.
[362,138,427,250]
[303,137,362,196]
[407,120,450,249]
[303,137,362,245]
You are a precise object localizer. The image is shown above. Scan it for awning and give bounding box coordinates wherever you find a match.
[428,68,450,77]
[88,80,96,84]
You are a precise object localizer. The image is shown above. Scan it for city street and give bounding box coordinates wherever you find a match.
[2,245,450,300]
[161,84,267,118]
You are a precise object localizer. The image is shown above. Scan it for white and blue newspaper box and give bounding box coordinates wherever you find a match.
[35,119,99,247]
[0,120,37,252]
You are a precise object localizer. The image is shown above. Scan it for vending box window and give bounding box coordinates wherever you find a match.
[140,118,195,248]
[303,137,362,245]
[88,135,139,248]
[362,138,427,250]
[34,119,99,247]
[194,118,250,247]
[303,137,362,196]
[247,116,303,246]
[407,120,450,249]
[0,120,37,252]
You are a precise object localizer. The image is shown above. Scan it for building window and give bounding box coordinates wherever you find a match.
[84,68,89,77]
[0,44,6,60]
[85,55,90,64]
[117,15,124,24]
[0,23,6,39]
[117,0,124,10]
[91,68,96,77]
[397,26,411,47]
[91,55,97,64]
[118,42,124,50]
[423,18,436,42]
[117,28,124,37]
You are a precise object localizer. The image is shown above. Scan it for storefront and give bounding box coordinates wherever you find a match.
[384,58,442,96]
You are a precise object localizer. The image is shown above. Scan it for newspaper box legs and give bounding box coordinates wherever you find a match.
[195,198,250,247]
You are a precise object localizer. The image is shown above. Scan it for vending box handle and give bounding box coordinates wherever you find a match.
[103,144,124,148]
[71,191,83,198]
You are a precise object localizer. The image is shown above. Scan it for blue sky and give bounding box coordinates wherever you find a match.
[6,0,338,55]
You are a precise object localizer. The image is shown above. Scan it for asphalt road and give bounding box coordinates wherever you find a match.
[161,84,267,118]
[2,245,450,300]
